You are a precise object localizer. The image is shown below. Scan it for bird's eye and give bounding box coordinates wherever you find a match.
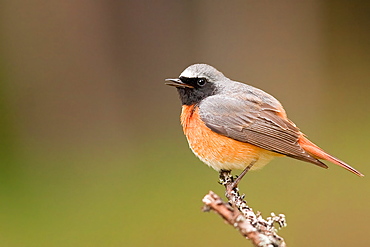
[197,78,207,87]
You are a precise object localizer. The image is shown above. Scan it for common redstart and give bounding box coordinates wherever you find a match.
[165,64,364,179]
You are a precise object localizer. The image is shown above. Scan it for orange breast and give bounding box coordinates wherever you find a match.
[181,105,278,171]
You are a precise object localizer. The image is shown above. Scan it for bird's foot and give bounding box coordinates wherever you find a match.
[219,160,256,195]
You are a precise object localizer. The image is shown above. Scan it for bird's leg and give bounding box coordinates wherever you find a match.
[219,160,257,197]
[231,159,256,189]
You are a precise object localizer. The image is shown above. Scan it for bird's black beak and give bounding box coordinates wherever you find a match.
[165,78,194,89]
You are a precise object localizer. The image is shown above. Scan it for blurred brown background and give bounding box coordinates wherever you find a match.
[0,1,369,246]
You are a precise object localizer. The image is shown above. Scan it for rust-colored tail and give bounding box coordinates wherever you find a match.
[299,137,364,177]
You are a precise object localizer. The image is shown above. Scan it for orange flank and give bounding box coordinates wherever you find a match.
[180,105,281,171]
[181,104,364,177]
[298,137,364,177]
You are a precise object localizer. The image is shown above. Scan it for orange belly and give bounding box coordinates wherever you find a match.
[181,105,280,171]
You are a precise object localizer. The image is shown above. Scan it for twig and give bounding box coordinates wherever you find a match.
[202,170,287,247]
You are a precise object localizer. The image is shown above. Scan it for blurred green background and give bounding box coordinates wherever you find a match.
[0,1,369,246]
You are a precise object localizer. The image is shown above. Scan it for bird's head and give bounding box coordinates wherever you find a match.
[165,64,226,105]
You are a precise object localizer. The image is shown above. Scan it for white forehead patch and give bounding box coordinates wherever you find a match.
[180,68,198,78]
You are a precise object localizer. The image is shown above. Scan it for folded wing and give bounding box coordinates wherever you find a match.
[199,94,328,168]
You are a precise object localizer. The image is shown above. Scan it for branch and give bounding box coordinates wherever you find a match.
[202,170,287,247]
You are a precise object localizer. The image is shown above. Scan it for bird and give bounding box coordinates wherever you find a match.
[165,64,364,184]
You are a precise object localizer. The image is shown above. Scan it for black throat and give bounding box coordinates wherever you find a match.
[176,82,217,105]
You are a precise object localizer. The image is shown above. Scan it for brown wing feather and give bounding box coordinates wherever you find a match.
[199,95,328,168]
